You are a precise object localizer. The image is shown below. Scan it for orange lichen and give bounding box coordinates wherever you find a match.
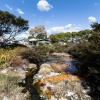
[50,63,68,73]
[39,73,80,85]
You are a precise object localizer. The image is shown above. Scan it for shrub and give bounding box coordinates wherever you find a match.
[53,43,67,53]
[69,32,100,78]
[19,46,49,63]
[0,47,26,68]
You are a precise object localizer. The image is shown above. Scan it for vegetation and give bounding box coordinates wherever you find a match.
[69,23,100,96]
[0,9,100,99]
[28,35,34,39]
[91,22,100,32]
[0,10,29,41]
[49,29,93,44]
[0,73,19,99]
[0,47,26,69]
[29,25,47,39]
[19,46,49,63]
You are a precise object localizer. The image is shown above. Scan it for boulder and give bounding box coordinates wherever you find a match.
[38,63,53,75]
[36,73,91,100]
[28,63,37,70]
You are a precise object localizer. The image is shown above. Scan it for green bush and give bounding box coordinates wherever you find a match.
[53,43,68,53]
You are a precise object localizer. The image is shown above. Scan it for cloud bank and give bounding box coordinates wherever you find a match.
[15,31,29,40]
[47,24,81,36]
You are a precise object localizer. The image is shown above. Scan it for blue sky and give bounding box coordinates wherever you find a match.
[0,0,100,39]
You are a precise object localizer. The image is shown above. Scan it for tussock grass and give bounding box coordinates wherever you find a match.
[0,72,30,100]
[0,47,25,68]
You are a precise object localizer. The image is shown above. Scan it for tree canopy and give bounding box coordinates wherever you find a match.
[29,25,47,39]
[0,10,29,41]
[91,22,100,32]
[49,29,92,43]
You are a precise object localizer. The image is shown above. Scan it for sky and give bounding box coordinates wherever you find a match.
[0,0,100,39]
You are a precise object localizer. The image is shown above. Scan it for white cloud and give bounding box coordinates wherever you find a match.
[15,31,29,40]
[88,16,97,22]
[16,9,24,15]
[37,0,53,11]
[6,4,12,10]
[47,24,81,36]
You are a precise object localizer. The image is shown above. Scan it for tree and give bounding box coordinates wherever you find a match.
[49,34,60,43]
[29,25,47,39]
[91,22,100,32]
[28,36,34,39]
[0,10,29,41]
[49,32,72,43]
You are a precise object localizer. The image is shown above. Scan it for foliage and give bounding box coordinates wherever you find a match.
[0,73,28,100]
[53,43,68,53]
[0,10,29,40]
[0,47,25,68]
[28,36,34,39]
[19,46,49,63]
[49,34,60,43]
[49,32,71,43]
[49,30,92,44]
[91,22,100,32]
[69,31,100,79]
[29,25,47,39]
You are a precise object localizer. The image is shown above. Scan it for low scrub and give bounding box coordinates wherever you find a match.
[0,47,25,68]
[69,32,100,93]
[19,46,49,63]
[0,73,18,99]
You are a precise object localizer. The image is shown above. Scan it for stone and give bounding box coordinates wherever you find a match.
[40,63,51,68]
[38,64,52,75]
[2,96,9,100]
[1,69,8,74]
[19,59,29,70]
[28,63,37,69]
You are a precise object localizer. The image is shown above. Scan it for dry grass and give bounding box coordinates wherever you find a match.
[0,47,26,68]
[0,72,30,100]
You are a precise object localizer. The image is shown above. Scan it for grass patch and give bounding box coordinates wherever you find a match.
[0,72,19,98]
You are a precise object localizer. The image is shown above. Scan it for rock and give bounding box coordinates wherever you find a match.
[1,69,8,74]
[38,63,52,75]
[52,53,71,57]
[33,55,91,100]
[2,96,9,100]
[40,63,51,68]
[38,67,52,75]
[67,91,75,96]
[28,63,37,69]
[50,96,58,100]
[21,59,29,69]
[50,63,67,73]
[35,72,91,100]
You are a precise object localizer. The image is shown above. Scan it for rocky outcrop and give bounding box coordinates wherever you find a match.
[34,53,91,100]
[0,62,37,100]
[0,53,91,100]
